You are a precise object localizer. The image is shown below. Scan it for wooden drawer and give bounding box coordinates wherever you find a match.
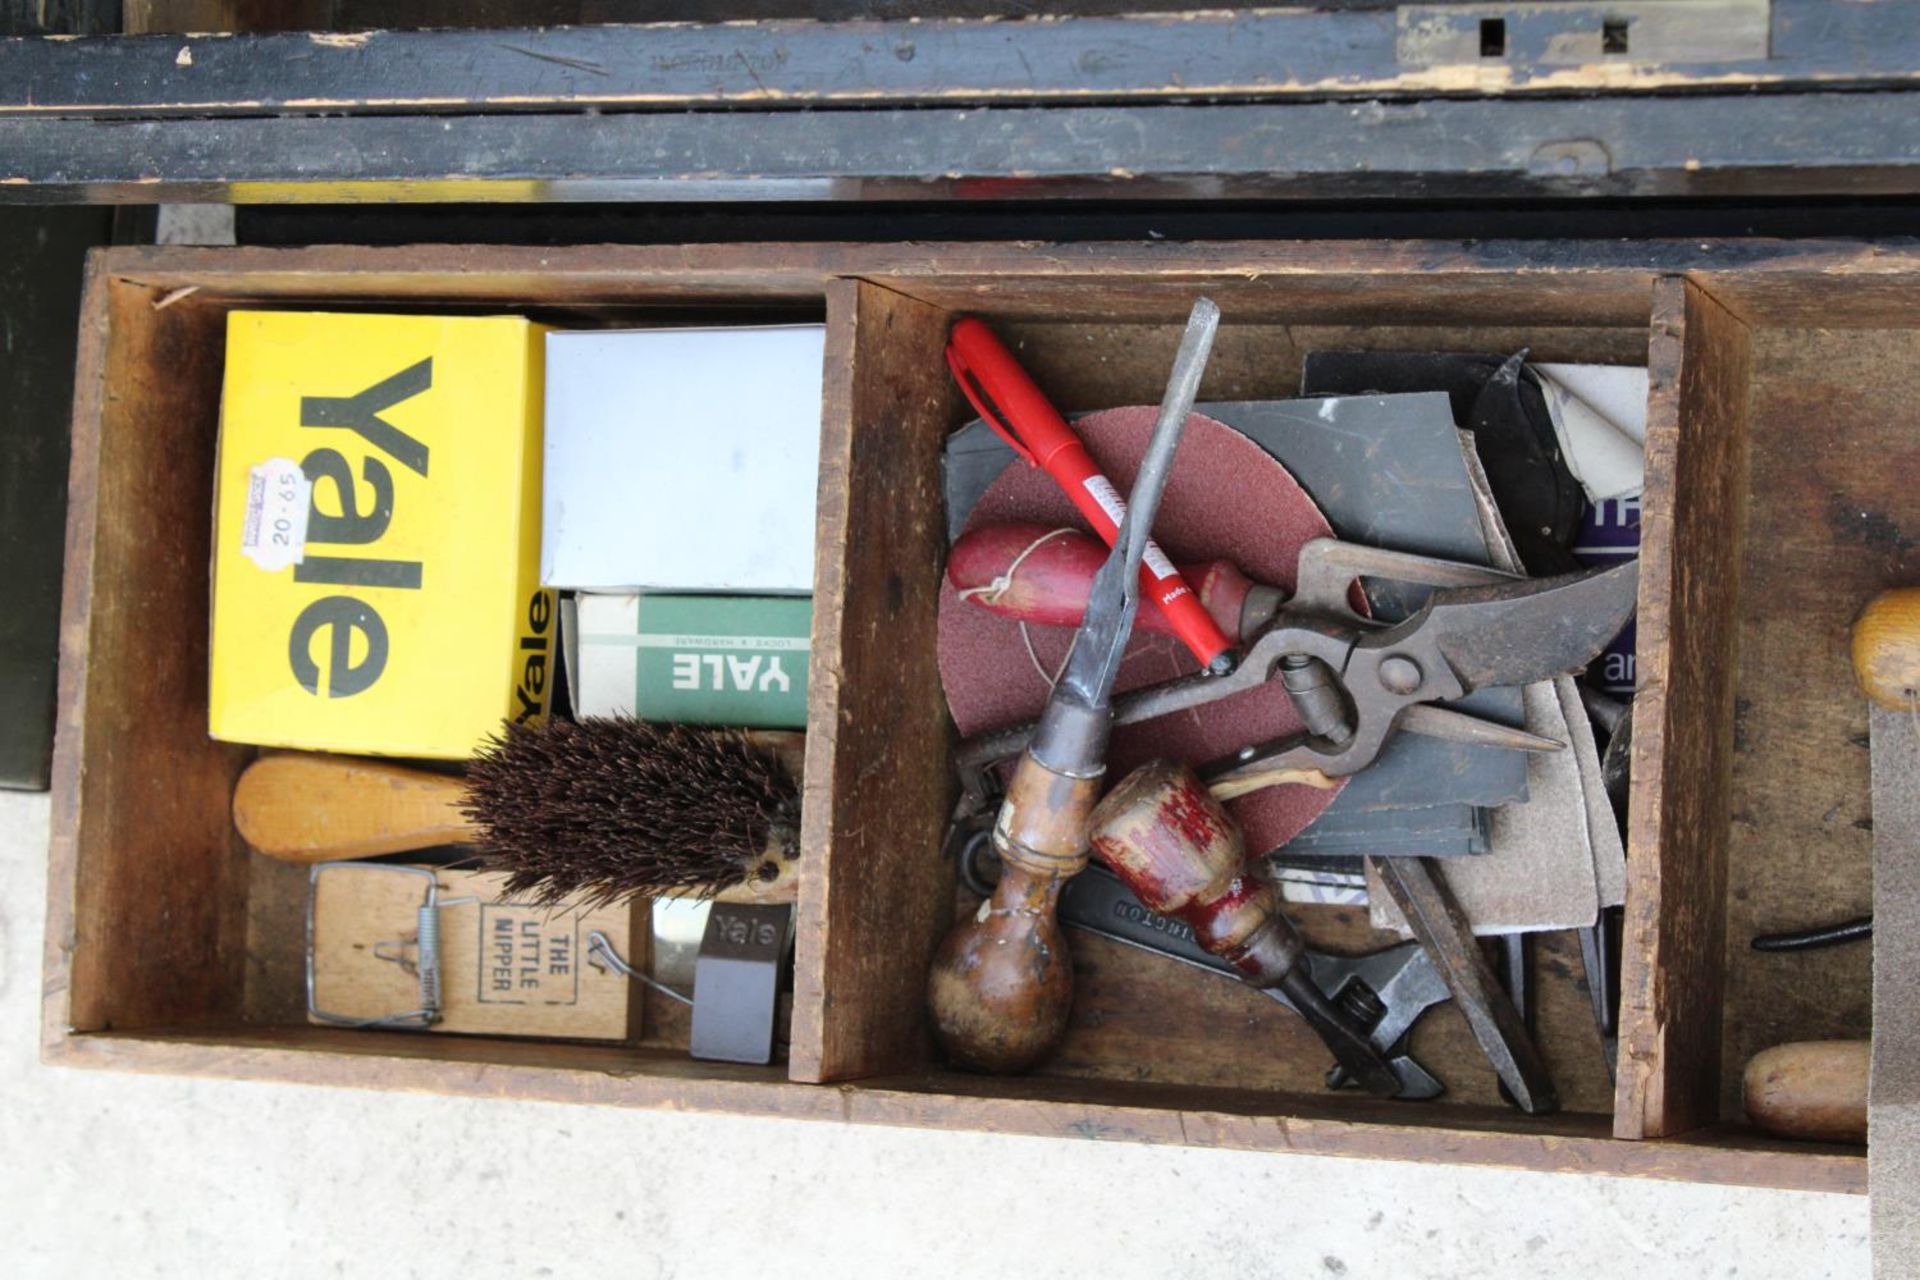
[45,241,1903,1195]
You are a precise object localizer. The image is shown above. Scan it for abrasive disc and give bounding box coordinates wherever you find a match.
[938,406,1347,854]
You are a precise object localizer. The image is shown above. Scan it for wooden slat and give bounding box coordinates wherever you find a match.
[46,273,254,1038]
[790,280,958,1083]
[14,4,1906,119]
[45,1025,1864,1195]
[1615,277,1753,1139]
[80,239,1920,308]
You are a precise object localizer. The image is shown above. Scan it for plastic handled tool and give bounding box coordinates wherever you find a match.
[1086,759,1404,1097]
[945,315,1236,675]
[927,298,1221,1074]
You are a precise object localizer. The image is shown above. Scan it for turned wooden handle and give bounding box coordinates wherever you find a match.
[1743,1040,1869,1144]
[234,753,473,861]
[1853,588,1920,709]
[927,750,1102,1074]
[1088,759,1302,986]
[948,522,1261,644]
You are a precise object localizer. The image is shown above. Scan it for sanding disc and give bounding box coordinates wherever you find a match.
[938,406,1347,854]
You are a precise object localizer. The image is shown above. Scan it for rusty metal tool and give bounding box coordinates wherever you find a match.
[926,297,1220,1074]
[1373,854,1559,1114]
[960,834,1450,1100]
[955,559,1640,840]
[957,538,1585,776]
[943,551,1630,868]
[952,525,1560,760]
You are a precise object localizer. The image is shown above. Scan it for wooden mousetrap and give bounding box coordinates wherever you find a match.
[308,863,645,1041]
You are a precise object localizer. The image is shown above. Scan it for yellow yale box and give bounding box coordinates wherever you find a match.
[210,311,554,758]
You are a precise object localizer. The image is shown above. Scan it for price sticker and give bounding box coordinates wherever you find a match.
[239,457,312,573]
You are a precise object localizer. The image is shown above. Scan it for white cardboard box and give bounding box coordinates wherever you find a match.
[542,326,825,593]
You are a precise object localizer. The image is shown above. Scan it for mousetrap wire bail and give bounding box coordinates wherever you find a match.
[305,862,475,1030]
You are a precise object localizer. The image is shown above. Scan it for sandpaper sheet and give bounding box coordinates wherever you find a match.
[1284,803,1488,856]
[1870,703,1920,1279]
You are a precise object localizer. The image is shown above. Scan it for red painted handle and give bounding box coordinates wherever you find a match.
[946,317,1235,669]
[1088,760,1304,988]
[949,522,1259,643]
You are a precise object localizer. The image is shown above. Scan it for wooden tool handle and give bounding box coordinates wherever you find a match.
[948,522,1258,644]
[233,750,801,906]
[1743,1040,1869,1143]
[1088,759,1302,986]
[1207,764,1338,803]
[234,753,474,862]
[1853,588,1920,709]
[926,750,1102,1073]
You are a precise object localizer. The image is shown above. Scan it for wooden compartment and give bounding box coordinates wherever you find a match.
[46,241,1905,1196]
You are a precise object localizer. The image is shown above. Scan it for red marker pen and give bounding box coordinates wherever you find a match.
[946,316,1235,675]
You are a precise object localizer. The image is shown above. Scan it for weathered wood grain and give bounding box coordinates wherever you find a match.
[789,280,958,1083]
[1716,329,1917,1115]
[74,239,1920,312]
[1615,276,1752,1139]
[16,4,1912,119]
[45,273,254,1039]
[44,1024,1864,1194]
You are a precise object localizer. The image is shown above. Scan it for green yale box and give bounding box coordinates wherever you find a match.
[574,594,811,729]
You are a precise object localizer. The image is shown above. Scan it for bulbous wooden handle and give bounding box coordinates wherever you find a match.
[1743,1040,1868,1143]
[1853,588,1920,709]
[926,865,1075,1074]
[927,751,1103,1073]
[1088,759,1301,986]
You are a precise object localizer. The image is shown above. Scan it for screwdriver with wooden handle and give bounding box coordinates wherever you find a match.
[926,298,1220,1074]
[1740,588,1919,1144]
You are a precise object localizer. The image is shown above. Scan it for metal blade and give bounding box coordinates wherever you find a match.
[1398,704,1563,753]
[1380,561,1639,693]
[1056,297,1219,707]
[1291,537,1521,623]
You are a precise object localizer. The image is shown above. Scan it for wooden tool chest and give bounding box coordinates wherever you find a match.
[45,239,1905,1195]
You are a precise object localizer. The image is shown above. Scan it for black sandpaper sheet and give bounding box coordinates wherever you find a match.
[942,392,1529,853]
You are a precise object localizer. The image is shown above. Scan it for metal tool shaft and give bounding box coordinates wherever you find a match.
[1372,854,1560,1114]
[1050,297,1219,718]
[928,298,1223,1076]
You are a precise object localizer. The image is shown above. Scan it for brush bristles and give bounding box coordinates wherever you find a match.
[462,717,801,908]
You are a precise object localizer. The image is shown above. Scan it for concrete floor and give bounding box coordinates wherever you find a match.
[0,790,1869,1278]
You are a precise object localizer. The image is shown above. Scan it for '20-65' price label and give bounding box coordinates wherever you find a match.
[239,457,312,573]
